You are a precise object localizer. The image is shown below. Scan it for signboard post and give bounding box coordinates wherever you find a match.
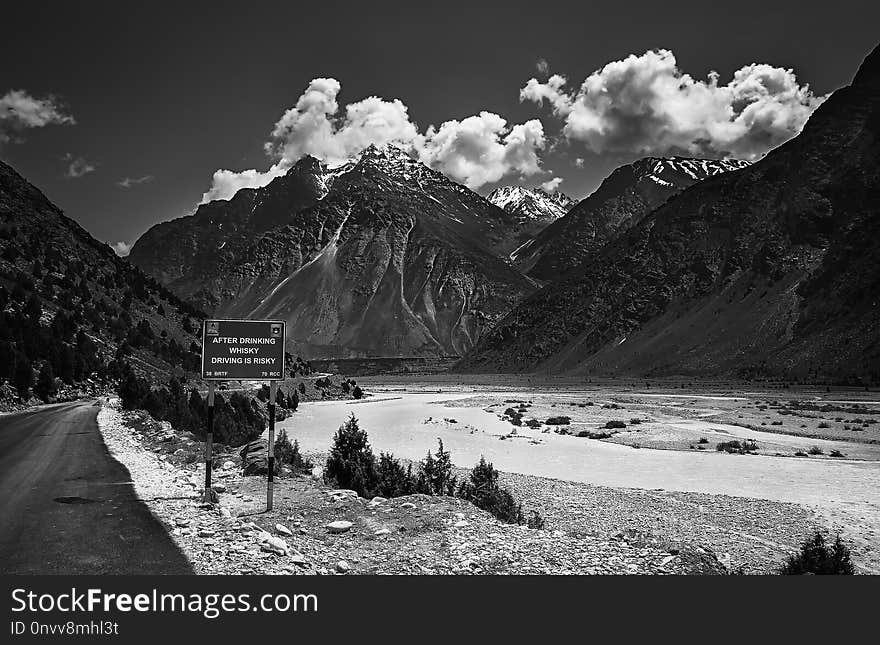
[201,319,286,510]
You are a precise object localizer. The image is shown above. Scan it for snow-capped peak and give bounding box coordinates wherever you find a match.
[487,185,575,221]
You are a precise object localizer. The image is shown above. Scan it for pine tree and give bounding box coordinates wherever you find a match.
[14,356,34,400]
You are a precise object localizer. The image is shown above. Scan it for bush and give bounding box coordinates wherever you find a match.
[808,445,824,455]
[352,385,364,399]
[415,439,457,495]
[324,414,379,497]
[457,457,524,525]
[829,449,845,458]
[818,422,830,429]
[545,416,571,425]
[716,439,758,454]
[604,420,626,429]
[377,452,415,498]
[697,437,709,444]
[274,430,313,474]
[779,532,855,575]
[527,510,546,530]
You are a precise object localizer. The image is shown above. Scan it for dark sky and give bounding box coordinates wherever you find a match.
[1,0,878,251]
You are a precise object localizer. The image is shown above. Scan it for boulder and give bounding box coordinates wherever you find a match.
[239,439,269,475]
[326,520,353,534]
[275,523,292,536]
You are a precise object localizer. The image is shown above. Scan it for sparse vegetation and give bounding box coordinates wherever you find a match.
[716,439,759,454]
[778,532,855,575]
[323,414,541,527]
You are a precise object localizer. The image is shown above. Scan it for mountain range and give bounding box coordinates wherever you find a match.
[511,157,750,279]
[458,43,880,382]
[130,146,536,358]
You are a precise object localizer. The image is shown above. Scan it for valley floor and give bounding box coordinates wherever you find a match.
[272,376,880,573]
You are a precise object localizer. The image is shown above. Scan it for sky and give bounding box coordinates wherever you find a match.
[1,0,878,255]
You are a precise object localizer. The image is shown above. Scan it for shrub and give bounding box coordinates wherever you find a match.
[415,439,457,496]
[808,445,824,455]
[578,430,611,439]
[817,422,830,429]
[779,532,855,575]
[829,449,845,458]
[697,437,709,444]
[352,385,364,399]
[716,439,758,454]
[324,414,379,498]
[629,418,642,425]
[377,452,415,498]
[274,430,313,474]
[604,420,626,429]
[457,457,524,525]
[545,416,571,425]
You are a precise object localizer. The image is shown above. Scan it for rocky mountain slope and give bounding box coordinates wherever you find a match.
[487,185,574,256]
[130,146,536,358]
[513,157,750,279]
[458,43,880,382]
[0,160,204,402]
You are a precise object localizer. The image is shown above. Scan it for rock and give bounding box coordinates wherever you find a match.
[374,528,392,536]
[261,536,289,555]
[275,523,292,536]
[326,520,353,534]
[335,560,351,573]
[175,518,191,527]
[327,489,358,500]
[401,502,417,509]
[219,507,232,519]
[222,460,235,470]
[290,552,309,567]
[311,465,324,480]
[212,483,226,493]
[454,520,470,528]
[239,439,270,475]
[198,529,215,538]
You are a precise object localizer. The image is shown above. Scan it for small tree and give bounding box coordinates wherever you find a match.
[35,362,57,402]
[324,415,378,497]
[779,532,855,575]
[14,356,34,400]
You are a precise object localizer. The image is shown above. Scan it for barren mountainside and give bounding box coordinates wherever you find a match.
[513,157,750,279]
[130,146,536,358]
[458,44,880,382]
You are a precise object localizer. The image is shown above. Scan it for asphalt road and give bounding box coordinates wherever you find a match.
[0,401,193,574]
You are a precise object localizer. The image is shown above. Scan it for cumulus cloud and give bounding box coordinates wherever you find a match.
[417,113,545,189]
[0,89,74,143]
[117,175,154,189]
[111,241,131,257]
[520,49,825,160]
[202,78,546,200]
[540,176,563,192]
[62,153,94,178]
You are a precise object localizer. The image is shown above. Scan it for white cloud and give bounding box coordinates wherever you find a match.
[117,175,154,188]
[417,113,546,189]
[520,49,825,160]
[111,241,131,257]
[574,157,585,168]
[62,153,94,178]
[200,162,288,203]
[0,89,74,143]
[202,78,546,200]
[540,177,563,192]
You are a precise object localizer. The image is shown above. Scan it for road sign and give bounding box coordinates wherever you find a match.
[201,319,286,381]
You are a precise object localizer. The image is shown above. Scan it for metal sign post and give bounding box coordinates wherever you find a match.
[267,380,278,511]
[203,382,215,503]
[200,319,286,511]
